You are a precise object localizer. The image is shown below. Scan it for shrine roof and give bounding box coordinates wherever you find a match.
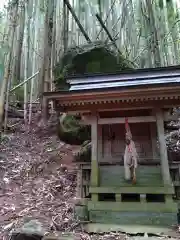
[44,66,180,98]
[43,66,180,112]
[67,65,180,92]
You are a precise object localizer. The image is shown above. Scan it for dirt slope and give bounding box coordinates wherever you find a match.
[0,117,81,237]
[0,117,179,240]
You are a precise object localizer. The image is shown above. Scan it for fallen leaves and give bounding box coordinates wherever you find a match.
[0,115,180,239]
[0,117,79,238]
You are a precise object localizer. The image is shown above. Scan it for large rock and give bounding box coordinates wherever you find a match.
[57,113,90,145]
[10,219,46,240]
[54,41,133,90]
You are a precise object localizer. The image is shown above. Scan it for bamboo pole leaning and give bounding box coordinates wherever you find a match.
[10,71,39,92]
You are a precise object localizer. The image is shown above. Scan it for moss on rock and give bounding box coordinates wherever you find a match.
[53,41,134,89]
[57,113,90,145]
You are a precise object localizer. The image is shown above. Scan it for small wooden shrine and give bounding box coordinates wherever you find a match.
[43,66,180,226]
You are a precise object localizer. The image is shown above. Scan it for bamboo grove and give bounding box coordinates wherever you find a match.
[0,0,180,129]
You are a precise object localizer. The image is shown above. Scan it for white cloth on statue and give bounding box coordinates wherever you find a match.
[124,140,138,180]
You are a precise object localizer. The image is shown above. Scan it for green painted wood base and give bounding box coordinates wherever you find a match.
[74,201,178,226]
[84,223,177,236]
[88,201,178,213]
[100,166,163,186]
[89,186,174,194]
[89,211,177,226]
[74,204,89,221]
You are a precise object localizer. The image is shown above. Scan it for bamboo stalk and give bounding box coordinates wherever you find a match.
[24,0,29,125]
[0,2,19,133]
[10,71,39,92]
[4,81,11,131]
[63,0,91,43]
[95,13,119,50]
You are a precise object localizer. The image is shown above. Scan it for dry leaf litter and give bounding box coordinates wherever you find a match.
[0,114,179,240]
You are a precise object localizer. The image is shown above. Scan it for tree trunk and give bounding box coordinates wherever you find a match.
[12,1,25,83]
[24,0,30,125]
[39,0,55,119]
[0,1,19,133]
[29,0,41,124]
[145,0,161,67]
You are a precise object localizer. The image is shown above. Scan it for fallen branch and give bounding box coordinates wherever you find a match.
[96,13,119,51]
[10,71,39,92]
[64,0,91,43]
[95,13,137,67]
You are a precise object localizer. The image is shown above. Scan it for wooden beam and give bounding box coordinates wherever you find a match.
[68,106,153,115]
[59,99,180,113]
[89,186,174,194]
[76,166,83,198]
[82,114,179,125]
[42,97,49,120]
[156,108,172,185]
[98,125,102,163]
[90,114,99,201]
[88,201,178,213]
[150,122,158,160]
[98,116,156,124]
[44,86,180,100]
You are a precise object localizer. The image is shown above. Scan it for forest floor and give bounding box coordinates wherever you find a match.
[0,114,180,240]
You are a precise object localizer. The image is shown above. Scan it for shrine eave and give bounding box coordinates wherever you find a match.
[43,66,180,111]
[43,85,180,112]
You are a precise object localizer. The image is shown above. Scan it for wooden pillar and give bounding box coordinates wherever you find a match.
[155,108,171,185]
[98,125,102,162]
[76,165,82,198]
[150,122,158,160]
[91,114,99,201]
[42,97,49,120]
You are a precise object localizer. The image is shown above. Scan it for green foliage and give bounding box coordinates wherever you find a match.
[54,41,133,90]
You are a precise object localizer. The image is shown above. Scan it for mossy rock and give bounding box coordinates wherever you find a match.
[57,114,90,145]
[53,41,134,89]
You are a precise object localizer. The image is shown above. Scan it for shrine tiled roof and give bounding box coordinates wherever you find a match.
[67,65,180,92]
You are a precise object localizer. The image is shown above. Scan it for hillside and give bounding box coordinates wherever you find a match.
[0,113,180,239]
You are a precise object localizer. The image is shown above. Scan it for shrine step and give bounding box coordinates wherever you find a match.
[87,201,177,213]
[89,186,174,194]
[100,166,163,187]
[88,210,177,226]
[89,186,175,204]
